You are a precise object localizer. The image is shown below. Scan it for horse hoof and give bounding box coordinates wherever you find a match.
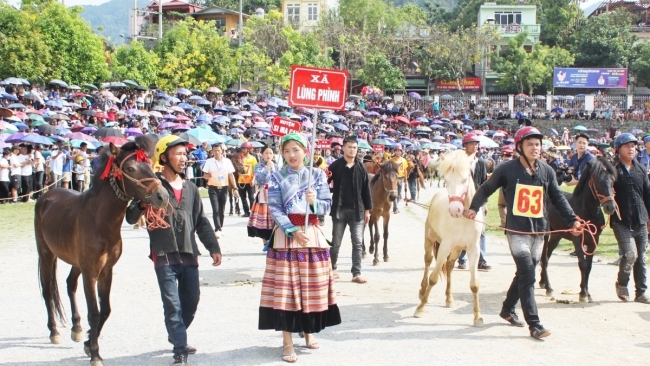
[539,282,546,289]
[373,260,379,266]
[414,309,425,318]
[474,318,484,327]
[50,335,61,344]
[84,345,91,357]
[588,295,593,303]
[383,257,389,262]
[445,301,454,308]
[546,290,554,297]
[90,360,104,366]
[369,248,375,254]
[71,330,83,342]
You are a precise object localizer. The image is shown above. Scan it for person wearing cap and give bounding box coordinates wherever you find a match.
[72,155,86,192]
[126,135,222,365]
[238,141,258,217]
[610,133,650,304]
[0,149,10,202]
[464,126,581,339]
[546,147,561,172]
[635,135,650,172]
[457,133,491,271]
[566,133,594,186]
[391,144,408,214]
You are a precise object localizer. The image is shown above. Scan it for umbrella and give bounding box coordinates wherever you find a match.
[94,127,123,138]
[370,139,392,146]
[80,126,98,134]
[0,108,14,118]
[186,128,226,143]
[226,106,241,113]
[81,110,96,117]
[551,107,563,113]
[13,122,29,131]
[21,134,53,145]
[36,124,56,135]
[206,87,221,94]
[65,132,98,142]
[1,93,19,102]
[477,135,499,148]
[357,139,372,150]
[171,124,191,131]
[148,111,163,118]
[70,139,101,149]
[8,103,26,110]
[68,85,81,91]
[549,128,559,136]
[177,88,192,96]
[123,80,139,88]
[225,138,245,147]
[573,125,587,131]
[52,113,70,121]
[49,79,68,88]
[4,132,30,143]
[176,133,200,146]
[630,129,644,135]
[159,122,178,130]
[125,128,143,136]
[163,114,178,121]
[440,95,453,100]
[253,122,271,129]
[416,126,432,132]
[333,123,349,131]
[408,92,421,100]
[100,136,129,146]
[82,83,98,90]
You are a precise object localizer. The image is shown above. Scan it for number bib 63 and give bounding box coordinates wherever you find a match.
[513,183,544,218]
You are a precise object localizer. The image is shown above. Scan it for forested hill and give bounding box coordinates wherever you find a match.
[80,0,133,46]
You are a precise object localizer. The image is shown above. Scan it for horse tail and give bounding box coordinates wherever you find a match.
[432,241,447,279]
[38,256,66,325]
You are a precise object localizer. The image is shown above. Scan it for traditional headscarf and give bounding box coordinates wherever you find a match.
[280,133,310,166]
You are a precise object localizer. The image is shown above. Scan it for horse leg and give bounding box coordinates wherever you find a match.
[382,213,390,262]
[66,266,84,342]
[583,254,594,303]
[539,234,560,296]
[468,247,483,327]
[368,217,375,255]
[38,246,63,344]
[97,267,113,335]
[418,233,435,302]
[81,270,104,366]
[414,242,452,317]
[372,219,381,266]
[574,240,590,303]
[444,257,455,308]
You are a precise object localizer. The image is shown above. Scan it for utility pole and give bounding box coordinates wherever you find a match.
[133,0,138,42]
[159,0,163,40]
[238,0,243,89]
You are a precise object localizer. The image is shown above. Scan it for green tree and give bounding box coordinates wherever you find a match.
[33,3,110,84]
[356,50,406,92]
[0,2,51,82]
[190,0,281,15]
[155,18,237,90]
[571,12,636,68]
[112,41,160,86]
[538,0,583,48]
[631,42,650,87]
[236,43,272,93]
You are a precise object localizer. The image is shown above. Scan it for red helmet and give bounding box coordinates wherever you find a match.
[241,142,253,149]
[462,133,480,145]
[501,145,514,155]
[514,127,543,146]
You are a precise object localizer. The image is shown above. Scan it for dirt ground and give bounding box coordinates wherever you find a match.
[0,186,648,365]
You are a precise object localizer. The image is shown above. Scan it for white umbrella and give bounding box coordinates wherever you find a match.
[477,135,499,148]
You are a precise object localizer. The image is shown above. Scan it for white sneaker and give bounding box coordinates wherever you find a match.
[215,230,222,239]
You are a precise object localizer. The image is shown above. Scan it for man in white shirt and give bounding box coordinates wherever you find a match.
[202,144,237,238]
[18,144,34,202]
[9,146,22,203]
[0,149,11,202]
[49,145,65,189]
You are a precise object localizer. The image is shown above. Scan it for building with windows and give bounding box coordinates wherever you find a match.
[476,2,541,93]
[281,0,338,31]
[191,6,250,40]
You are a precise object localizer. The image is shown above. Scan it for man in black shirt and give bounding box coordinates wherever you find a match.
[328,136,372,283]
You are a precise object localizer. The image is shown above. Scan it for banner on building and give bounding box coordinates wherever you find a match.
[436,78,482,91]
[553,68,627,88]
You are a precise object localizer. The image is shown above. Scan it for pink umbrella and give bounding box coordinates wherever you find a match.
[175,115,191,122]
[148,111,163,118]
[302,120,313,128]
[65,132,98,142]
[159,122,177,129]
[169,106,184,113]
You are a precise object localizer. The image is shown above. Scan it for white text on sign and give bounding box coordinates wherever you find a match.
[296,86,341,103]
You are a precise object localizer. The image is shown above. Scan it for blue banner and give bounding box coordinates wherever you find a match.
[553,68,627,88]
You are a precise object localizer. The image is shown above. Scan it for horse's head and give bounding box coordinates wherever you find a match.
[377,161,399,201]
[439,150,472,218]
[585,157,618,216]
[100,136,169,208]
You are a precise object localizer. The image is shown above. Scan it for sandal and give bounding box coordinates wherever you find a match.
[301,333,319,349]
[616,281,630,302]
[282,344,297,363]
[635,294,650,304]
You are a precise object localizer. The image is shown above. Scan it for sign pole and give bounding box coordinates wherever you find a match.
[305,109,318,226]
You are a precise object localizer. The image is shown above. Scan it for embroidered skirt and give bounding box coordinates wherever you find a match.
[259,248,341,333]
[247,189,275,240]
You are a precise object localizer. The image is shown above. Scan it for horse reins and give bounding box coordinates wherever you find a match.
[583,176,620,256]
[448,174,471,207]
[111,151,163,201]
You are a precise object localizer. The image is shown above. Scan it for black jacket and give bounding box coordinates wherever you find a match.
[328,158,372,221]
[470,159,577,233]
[611,159,650,227]
[126,173,220,257]
[472,157,487,190]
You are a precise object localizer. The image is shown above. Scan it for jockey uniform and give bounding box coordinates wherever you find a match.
[466,127,578,339]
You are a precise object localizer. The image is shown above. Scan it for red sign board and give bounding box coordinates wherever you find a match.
[271,117,301,137]
[436,77,482,91]
[316,139,331,150]
[288,66,349,110]
[373,145,384,153]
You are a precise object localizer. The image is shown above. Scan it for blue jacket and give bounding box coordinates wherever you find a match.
[191,147,207,167]
[635,149,650,170]
[568,151,595,179]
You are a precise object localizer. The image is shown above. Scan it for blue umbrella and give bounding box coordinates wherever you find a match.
[196,114,211,122]
[573,125,587,131]
[451,139,463,148]
[178,103,193,110]
[168,97,181,104]
[13,122,29,131]
[230,115,245,121]
[333,123,349,131]
[8,103,26,109]
[1,93,18,102]
[21,134,53,145]
[187,128,226,143]
[177,88,192,96]
[550,128,559,136]
[213,107,229,114]
[156,92,169,98]
[551,107,563,113]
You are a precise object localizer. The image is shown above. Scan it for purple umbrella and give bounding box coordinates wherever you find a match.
[126,108,139,115]
[365,111,380,117]
[81,126,98,134]
[4,132,30,143]
[408,92,421,100]
[163,114,178,121]
[158,122,178,129]
[125,127,144,136]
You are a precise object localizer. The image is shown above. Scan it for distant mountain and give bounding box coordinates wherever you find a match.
[79,0,134,46]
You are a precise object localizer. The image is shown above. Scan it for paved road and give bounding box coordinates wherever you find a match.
[1,186,648,365]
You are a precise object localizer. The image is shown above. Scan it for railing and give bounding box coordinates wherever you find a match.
[489,24,540,35]
[630,26,650,32]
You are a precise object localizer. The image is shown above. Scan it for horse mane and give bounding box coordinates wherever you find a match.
[90,135,155,187]
[438,150,471,178]
[371,160,398,184]
[573,156,617,197]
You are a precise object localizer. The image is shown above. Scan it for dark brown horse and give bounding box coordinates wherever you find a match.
[363,161,399,265]
[35,136,169,366]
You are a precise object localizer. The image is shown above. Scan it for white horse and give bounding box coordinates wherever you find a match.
[414,150,485,326]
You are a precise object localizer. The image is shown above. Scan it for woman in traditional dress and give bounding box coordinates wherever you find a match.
[259,133,341,363]
[247,145,277,244]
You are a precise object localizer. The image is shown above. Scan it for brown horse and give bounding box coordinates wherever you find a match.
[363,161,399,265]
[34,136,169,366]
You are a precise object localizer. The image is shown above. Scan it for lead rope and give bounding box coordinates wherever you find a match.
[144,203,172,231]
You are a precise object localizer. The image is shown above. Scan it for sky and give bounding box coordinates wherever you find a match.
[7,0,112,7]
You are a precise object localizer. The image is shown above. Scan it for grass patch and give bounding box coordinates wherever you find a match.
[484,185,623,260]
[0,202,36,247]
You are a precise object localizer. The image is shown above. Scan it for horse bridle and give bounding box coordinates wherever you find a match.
[107,151,161,202]
[380,170,399,197]
[448,174,471,207]
[588,176,621,220]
